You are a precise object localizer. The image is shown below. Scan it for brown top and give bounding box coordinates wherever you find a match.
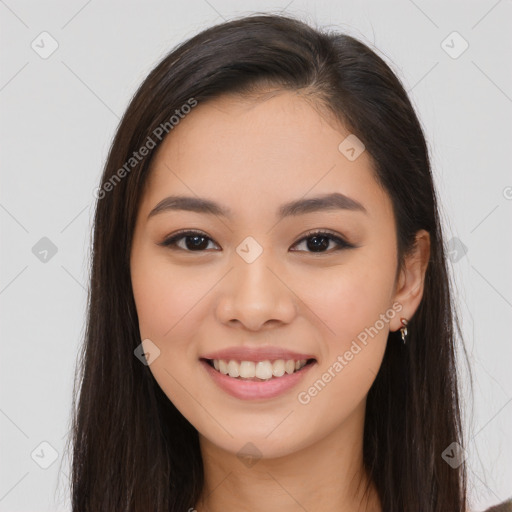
[484,500,512,512]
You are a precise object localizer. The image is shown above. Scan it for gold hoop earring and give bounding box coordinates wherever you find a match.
[400,318,408,344]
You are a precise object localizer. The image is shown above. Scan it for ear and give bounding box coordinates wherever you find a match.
[390,229,431,332]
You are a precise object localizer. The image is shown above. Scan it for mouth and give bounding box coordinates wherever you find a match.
[200,357,317,381]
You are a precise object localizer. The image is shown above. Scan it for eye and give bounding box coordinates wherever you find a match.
[290,229,355,253]
[159,228,355,254]
[158,230,219,252]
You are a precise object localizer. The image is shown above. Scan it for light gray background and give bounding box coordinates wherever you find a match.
[1,1,511,510]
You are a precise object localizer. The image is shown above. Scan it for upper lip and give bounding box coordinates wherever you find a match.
[201,346,316,362]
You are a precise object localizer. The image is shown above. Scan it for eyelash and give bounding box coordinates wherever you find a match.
[158,229,355,254]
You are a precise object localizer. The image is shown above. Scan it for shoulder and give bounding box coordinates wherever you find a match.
[482,499,512,512]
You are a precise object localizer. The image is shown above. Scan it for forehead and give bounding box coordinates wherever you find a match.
[141,90,391,222]
[153,90,350,172]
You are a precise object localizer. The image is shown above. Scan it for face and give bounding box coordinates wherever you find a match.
[130,90,407,459]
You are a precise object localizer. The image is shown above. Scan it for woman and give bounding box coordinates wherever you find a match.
[68,13,504,512]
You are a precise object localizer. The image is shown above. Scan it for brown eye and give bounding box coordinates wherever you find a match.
[159,230,219,252]
[290,230,354,253]
[159,229,354,254]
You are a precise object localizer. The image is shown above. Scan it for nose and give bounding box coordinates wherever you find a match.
[215,250,298,331]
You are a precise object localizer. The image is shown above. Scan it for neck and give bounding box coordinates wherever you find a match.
[194,401,382,512]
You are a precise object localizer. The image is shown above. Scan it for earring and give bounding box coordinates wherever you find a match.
[400,318,408,344]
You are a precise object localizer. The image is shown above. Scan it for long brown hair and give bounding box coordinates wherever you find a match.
[67,13,470,511]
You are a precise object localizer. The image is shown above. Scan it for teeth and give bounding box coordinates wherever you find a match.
[210,358,309,380]
[273,359,285,377]
[256,361,273,380]
[227,360,239,377]
[239,361,255,378]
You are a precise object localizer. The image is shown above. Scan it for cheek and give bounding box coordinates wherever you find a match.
[290,244,397,404]
[131,250,210,341]
[293,270,393,420]
[130,251,210,417]
[295,259,397,345]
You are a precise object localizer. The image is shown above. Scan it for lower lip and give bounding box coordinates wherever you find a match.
[200,359,316,400]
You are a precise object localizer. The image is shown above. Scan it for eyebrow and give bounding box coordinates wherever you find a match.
[147,192,367,220]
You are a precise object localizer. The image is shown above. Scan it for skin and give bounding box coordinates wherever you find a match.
[130,89,430,512]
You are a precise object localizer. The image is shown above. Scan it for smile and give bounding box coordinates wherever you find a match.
[200,357,317,400]
[207,358,314,380]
